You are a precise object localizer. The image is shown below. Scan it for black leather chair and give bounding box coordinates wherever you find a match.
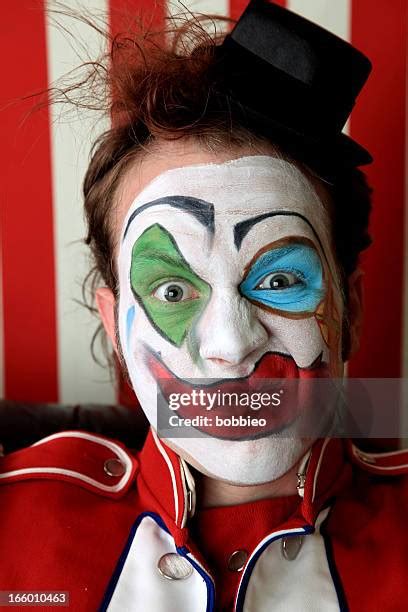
[0,400,149,454]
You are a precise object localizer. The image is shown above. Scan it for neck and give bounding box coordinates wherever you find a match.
[195,461,301,509]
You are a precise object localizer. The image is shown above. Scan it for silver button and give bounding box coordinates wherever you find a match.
[227,550,248,572]
[157,553,193,580]
[281,535,304,561]
[104,458,125,477]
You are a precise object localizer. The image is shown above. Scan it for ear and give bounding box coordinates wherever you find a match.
[95,287,119,356]
[346,267,364,358]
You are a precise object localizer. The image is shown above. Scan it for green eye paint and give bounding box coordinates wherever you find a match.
[130,224,211,346]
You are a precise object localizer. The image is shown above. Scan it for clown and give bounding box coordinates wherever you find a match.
[0,1,408,611]
[107,153,344,486]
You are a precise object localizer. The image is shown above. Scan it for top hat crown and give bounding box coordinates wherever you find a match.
[215,0,373,176]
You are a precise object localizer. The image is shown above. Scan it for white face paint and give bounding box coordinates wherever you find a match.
[118,156,344,484]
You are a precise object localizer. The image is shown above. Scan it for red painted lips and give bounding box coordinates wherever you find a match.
[149,351,331,440]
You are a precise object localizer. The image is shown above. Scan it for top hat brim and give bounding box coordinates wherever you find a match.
[335,133,373,167]
[230,101,373,181]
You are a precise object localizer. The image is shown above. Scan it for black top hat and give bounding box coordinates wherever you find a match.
[214,0,373,178]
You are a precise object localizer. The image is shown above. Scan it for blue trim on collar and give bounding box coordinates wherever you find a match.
[235,525,313,612]
[320,507,349,612]
[99,511,171,611]
[177,545,215,612]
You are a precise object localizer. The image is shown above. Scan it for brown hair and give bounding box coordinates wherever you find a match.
[47,7,372,362]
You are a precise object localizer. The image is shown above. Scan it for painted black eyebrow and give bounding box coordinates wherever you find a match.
[123,196,215,241]
[234,211,326,256]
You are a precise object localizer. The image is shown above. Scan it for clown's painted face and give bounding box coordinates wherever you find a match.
[117,156,344,484]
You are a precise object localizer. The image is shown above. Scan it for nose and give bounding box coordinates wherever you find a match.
[198,290,269,366]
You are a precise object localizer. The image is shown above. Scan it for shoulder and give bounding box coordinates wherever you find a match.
[339,441,408,519]
[0,430,139,499]
[346,440,408,477]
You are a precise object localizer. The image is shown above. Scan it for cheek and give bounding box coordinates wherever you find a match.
[126,305,161,357]
[125,303,197,373]
[260,312,329,367]
[256,280,344,371]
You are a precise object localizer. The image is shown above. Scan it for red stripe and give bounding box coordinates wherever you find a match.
[109,0,165,36]
[349,0,407,377]
[0,2,58,401]
[230,0,286,21]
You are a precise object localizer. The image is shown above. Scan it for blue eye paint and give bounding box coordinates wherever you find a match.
[126,305,136,348]
[239,243,324,313]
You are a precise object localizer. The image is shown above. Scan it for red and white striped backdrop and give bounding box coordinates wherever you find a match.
[0,0,407,406]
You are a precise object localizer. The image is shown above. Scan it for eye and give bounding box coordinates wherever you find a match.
[152,280,199,302]
[256,272,302,290]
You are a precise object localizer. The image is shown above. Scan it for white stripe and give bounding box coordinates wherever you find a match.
[312,438,331,502]
[352,444,408,470]
[178,458,190,528]
[180,456,196,523]
[152,428,180,525]
[166,0,229,38]
[0,466,129,493]
[287,0,350,41]
[0,431,133,492]
[46,0,115,404]
[288,0,351,135]
[352,444,408,458]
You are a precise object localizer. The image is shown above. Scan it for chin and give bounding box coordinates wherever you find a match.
[164,435,311,486]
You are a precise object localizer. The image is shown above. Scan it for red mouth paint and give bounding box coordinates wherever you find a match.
[149,352,331,440]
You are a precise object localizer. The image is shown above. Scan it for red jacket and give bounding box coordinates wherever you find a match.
[0,429,407,611]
